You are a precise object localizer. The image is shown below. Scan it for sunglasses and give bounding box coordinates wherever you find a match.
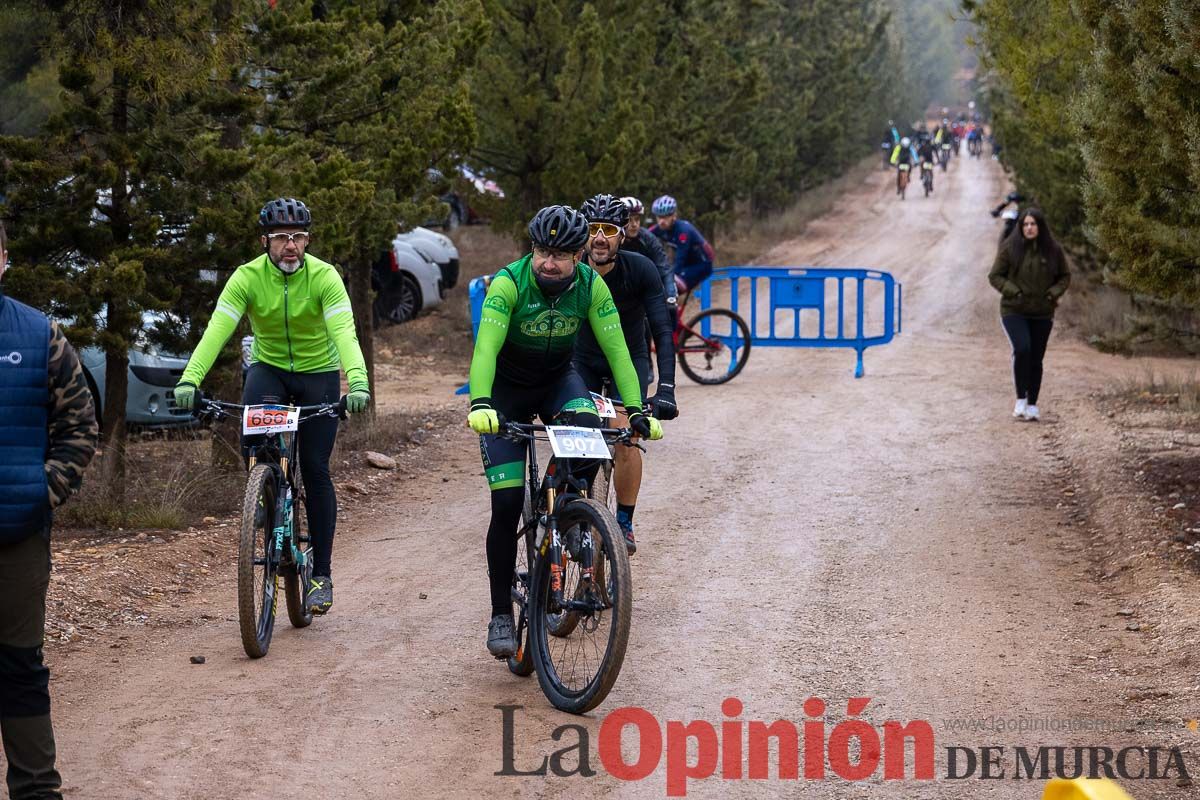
[588,222,622,238]
[266,232,311,245]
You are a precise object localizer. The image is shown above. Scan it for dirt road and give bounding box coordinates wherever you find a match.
[47,155,1198,798]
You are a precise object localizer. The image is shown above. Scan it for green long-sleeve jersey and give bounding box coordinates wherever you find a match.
[468,254,644,412]
[180,253,368,391]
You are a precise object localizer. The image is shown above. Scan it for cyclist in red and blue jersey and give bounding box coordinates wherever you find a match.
[647,195,714,293]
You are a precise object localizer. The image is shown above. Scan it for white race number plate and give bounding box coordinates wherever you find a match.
[590,392,617,420]
[546,425,610,460]
[242,404,300,436]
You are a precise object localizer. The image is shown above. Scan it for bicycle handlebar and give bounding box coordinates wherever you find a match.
[192,390,348,421]
[500,420,641,449]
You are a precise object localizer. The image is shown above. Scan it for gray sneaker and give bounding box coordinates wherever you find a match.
[487,613,516,658]
[308,576,333,615]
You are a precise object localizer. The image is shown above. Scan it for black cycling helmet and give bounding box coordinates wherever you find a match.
[527,205,589,251]
[259,197,312,230]
[580,193,629,227]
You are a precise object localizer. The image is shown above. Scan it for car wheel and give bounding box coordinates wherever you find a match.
[373,272,423,326]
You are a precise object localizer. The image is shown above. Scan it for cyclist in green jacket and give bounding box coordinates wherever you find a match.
[174,198,370,615]
[467,204,662,658]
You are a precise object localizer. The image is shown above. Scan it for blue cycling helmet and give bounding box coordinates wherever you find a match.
[651,195,677,216]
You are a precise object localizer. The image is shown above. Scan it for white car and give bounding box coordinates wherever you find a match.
[372,237,444,325]
[395,227,460,290]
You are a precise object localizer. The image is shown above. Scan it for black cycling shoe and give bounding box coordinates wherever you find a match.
[487,613,516,658]
[308,576,333,615]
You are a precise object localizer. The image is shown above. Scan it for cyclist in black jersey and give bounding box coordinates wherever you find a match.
[619,196,677,305]
[575,194,677,553]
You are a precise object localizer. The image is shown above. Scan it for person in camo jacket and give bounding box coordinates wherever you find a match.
[0,219,98,800]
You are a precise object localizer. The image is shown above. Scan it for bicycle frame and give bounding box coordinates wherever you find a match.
[196,398,345,573]
[505,423,633,638]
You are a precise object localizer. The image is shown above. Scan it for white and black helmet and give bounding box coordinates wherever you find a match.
[580,194,629,227]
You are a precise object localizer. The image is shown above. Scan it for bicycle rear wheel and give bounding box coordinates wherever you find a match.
[239,464,280,658]
[677,309,752,385]
[283,469,314,629]
[529,497,632,714]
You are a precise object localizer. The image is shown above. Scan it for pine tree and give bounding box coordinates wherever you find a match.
[0,0,249,499]
[245,0,485,408]
[1073,0,1200,300]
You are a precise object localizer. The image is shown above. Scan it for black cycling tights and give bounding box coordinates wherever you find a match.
[243,363,340,578]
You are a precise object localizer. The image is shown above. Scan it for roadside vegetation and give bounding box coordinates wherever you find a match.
[964,0,1200,353]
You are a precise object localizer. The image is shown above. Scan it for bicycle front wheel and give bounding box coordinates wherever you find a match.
[283,470,313,630]
[678,309,752,385]
[529,498,632,714]
[239,464,280,658]
[508,488,537,676]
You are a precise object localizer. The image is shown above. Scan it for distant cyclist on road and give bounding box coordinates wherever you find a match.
[174,198,371,615]
[890,136,918,194]
[575,194,677,553]
[917,137,937,192]
[648,195,714,293]
[466,205,662,658]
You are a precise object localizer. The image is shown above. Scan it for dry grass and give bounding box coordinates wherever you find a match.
[1108,368,1200,414]
[56,443,240,533]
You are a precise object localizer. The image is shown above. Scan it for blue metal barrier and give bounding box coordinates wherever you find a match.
[455,275,492,395]
[455,266,901,394]
[696,266,902,378]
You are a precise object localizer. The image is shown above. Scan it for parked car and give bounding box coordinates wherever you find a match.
[424,165,505,229]
[396,226,460,290]
[371,237,444,326]
[79,342,194,429]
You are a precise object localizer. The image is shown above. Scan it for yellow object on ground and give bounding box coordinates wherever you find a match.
[1042,778,1135,800]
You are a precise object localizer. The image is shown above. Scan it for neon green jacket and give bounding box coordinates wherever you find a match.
[468,254,644,413]
[180,253,368,391]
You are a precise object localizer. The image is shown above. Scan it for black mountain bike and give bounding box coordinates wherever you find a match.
[195,394,346,658]
[501,420,637,714]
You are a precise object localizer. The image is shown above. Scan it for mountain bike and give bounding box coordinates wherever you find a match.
[921,161,934,197]
[672,283,751,384]
[939,142,952,171]
[502,420,637,714]
[194,394,346,658]
[896,162,911,200]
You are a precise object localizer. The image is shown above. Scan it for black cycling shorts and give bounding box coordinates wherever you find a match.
[573,355,650,408]
[478,368,600,491]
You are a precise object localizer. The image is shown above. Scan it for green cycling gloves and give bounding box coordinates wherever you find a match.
[346,388,371,415]
[468,399,501,434]
[174,382,198,411]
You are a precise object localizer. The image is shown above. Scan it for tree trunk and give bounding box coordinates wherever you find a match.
[99,341,130,501]
[209,361,245,471]
[212,0,246,469]
[347,258,376,421]
[102,68,133,504]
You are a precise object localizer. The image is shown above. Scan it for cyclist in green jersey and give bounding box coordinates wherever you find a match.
[467,204,663,658]
[174,198,371,615]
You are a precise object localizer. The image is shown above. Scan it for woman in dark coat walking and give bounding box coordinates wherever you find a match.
[987,207,1070,421]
